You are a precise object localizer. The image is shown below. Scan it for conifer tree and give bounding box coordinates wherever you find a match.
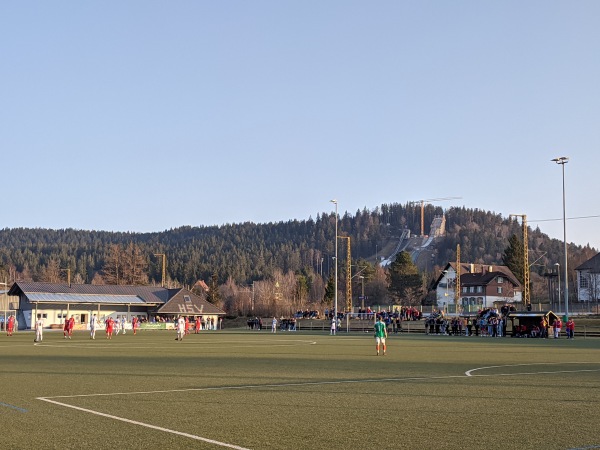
[323,274,335,305]
[387,251,423,304]
[207,273,222,305]
[502,234,524,284]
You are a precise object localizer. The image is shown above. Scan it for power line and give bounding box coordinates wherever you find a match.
[529,214,600,223]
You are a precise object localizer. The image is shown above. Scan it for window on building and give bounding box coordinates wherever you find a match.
[497,287,503,294]
[469,286,475,293]
[497,276,504,284]
[462,287,467,293]
[579,273,589,289]
[184,295,191,303]
[477,286,483,293]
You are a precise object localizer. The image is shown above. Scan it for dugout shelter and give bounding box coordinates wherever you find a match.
[506,310,560,337]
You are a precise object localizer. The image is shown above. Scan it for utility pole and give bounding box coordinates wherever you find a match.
[154,253,166,287]
[359,276,365,311]
[455,244,461,313]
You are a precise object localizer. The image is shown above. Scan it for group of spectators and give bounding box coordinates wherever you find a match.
[422,306,577,339]
[247,316,298,331]
[323,308,346,320]
[353,306,422,321]
[514,316,575,339]
[278,318,297,331]
[158,315,218,331]
[247,317,263,330]
[294,310,320,319]
[425,308,508,337]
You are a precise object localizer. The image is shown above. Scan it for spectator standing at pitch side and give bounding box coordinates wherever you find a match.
[566,318,575,339]
[271,317,277,333]
[374,315,387,356]
[554,317,562,338]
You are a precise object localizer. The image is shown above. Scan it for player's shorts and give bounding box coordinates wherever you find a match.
[375,337,386,345]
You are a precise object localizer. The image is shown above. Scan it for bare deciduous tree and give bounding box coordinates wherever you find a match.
[41,259,61,283]
[102,243,148,285]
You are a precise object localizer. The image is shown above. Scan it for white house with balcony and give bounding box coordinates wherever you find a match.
[434,262,522,312]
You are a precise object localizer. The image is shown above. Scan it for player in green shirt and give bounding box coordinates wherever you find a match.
[374,316,388,356]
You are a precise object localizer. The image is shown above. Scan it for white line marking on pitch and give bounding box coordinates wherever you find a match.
[465,362,600,377]
[40,365,600,401]
[37,397,250,450]
[37,363,600,446]
[29,339,317,349]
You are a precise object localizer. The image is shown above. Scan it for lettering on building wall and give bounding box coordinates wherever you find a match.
[177,304,205,314]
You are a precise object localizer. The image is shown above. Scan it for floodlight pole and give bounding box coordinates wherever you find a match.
[554,263,561,314]
[330,200,338,326]
[552,157,569,319]
[1,280,7,333]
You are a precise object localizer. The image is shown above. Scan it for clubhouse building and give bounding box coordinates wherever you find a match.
[7,281,225,330]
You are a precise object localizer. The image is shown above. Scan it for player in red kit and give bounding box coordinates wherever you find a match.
[7,315,15,336]
[105,317,114,339]
[63,318,70,339]
[68,316,75,339]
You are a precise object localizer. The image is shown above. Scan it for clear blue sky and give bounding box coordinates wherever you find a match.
[2,1,599,250]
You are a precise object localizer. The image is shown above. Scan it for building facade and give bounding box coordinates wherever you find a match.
[434,263,522,312]
[7,281,225,330]
[575,253,600,302]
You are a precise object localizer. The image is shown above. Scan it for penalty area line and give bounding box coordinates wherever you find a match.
[465,362,600,377]
[40,367,600,402]
[36,397,250,450]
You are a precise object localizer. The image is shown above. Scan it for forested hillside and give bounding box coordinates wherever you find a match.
[0,203,596,310]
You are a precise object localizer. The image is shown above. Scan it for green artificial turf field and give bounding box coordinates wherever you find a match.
[1,328,599,449]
